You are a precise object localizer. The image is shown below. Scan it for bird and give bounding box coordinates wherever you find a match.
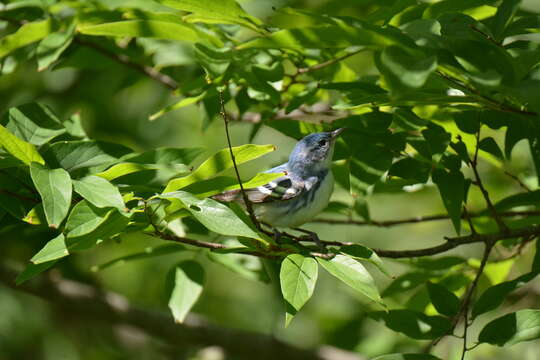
[213,128,344,242]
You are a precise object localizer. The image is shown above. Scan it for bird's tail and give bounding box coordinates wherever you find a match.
[211,189,242,202]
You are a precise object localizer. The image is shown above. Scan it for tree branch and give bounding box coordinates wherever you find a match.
[311,210,540,227]
[436,71,537,117]
[0,264,362,360]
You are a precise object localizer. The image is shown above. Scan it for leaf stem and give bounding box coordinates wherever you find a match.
[217,87,262,232]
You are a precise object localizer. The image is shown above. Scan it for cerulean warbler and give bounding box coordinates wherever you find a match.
[214,128,344,229]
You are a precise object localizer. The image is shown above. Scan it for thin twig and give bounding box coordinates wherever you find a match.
[0,189,39,203]
[504,170,532,192]
[74,38,179,90]
[296,48,365,74]
[149,224,540,259]
[218,87,262,231]
[436,71,537,117]
[311,210,540,227]
[470,129,509,233]
[462,206,477,235]
[433,241,494,348]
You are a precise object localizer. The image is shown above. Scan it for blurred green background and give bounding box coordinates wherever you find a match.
[1,0,540,359]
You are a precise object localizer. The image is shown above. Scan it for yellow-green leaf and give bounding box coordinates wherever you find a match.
[163,144,275,193]
[0,124,45,165]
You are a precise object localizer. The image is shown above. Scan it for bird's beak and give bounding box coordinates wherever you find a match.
[330,128,346,140]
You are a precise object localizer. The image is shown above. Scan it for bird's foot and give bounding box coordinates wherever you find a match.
[293,228,325,252]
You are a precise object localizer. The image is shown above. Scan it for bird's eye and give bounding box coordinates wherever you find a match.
[318,139,327,147]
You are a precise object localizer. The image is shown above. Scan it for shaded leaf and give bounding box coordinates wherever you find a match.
[372,354,442,360]
[478,309,540,346]
[93,244,186,271]
[36,24,74,71]
[432,169,464,234]
[41,140,132,175]
[370,310,451,340]
[426,281,460,317]
[1,103,65,145]
[472,272,537,318]
[15,260,57,285]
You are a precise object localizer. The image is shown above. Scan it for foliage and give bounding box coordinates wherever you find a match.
[1,0,540,359]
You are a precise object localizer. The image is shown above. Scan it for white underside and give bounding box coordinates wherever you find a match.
[254,172,334,228]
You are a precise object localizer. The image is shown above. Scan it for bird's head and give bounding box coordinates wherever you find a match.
[288,128,345,174]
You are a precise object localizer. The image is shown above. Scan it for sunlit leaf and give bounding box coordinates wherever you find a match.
[0,19,55,59]
[31,234,68,264]
[72,175,125,210]
[168,260,204,323]
[163,144,275,193]
[30,163,72,228]
[317,255,383,306]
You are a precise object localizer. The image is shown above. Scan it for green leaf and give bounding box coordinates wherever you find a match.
[1,103,66,145]
[96,162,164,181]
[490,0,520,42]
[15,260,57,285]
[163,144,275,193]
[93,244,186,272]
[472,272,537,319]
[372,354,442,360]
[30,234,68,264]
[370,310,451,340]
[78,20,202,42]
[383,273,433,297]
[206,251,263,281]
[339,244,391,278]
[36,24,74,71]
[478,309,540,346]
[388,157,431,183]
[157,0,262,32]
[168,260,204,323]
[280,254,318,326]
[479,137,504,159]
[432,169,464,235]
[65,200,131,249]
[181,171,284,198]
[72,175,125,210]
[426,281,460,317]
[149,92,207,121]
[160,191,263,241]
[41,140,132,175]
[30,163,72,228]
[0,124,45,165]
[237,23,399,51]
[317,255,383,306]
[0,19,55,59]
[377,46,437,91]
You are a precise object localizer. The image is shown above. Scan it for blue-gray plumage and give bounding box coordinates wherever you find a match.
[213,128,344,228]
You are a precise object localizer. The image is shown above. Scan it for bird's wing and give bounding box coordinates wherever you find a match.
[212,163,306,203]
